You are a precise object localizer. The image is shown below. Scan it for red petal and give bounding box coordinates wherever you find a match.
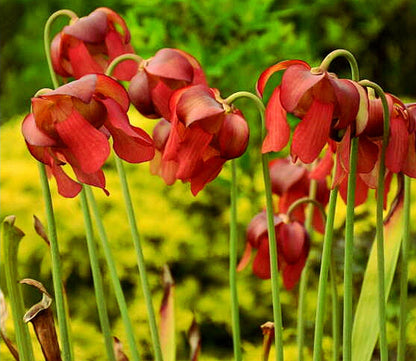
[310,148,334,180]
[218,112,249,159]
[97,7,131,43]
[189,157,225,195]
[50,75,96,103]
[128,71,159,118]
[339,173,369,206]
[153,119,172,150]
[150,78,177,119]
[55,110,110,173]
[49,162,82,198]
[278,222,307,263]
[95,74,130,111]
[280,65,325,113]
[281,256,307,290]
[247,211,282,248]
[262,86,290,153]
[51,33,72,77]
[73,167,109,195]
[252,235,271,279]
[357,136,379,174]
[256,59,310,97]
[269,158,307,195]
[329,78,359,130]
[169,48,207,85]
[402,133,416,177]
[22,114,58,146]
[237,242,253,272]
[64,10,107,43]
[67,40,104,78]
[386,115,409,173]
[146,48,193,82]
[291,100,334,163]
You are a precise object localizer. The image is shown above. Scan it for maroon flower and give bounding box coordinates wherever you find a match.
[151,84,249,195]
[269,158,329,233]
[51,7,137,80]
[128,48,207,119]
[238,212,310,290]
[22,74,154,197]
[257,60,365,163]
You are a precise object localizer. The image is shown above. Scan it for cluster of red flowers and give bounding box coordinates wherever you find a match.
[22,7,249,198]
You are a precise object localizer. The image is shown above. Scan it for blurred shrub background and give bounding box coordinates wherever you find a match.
[1,0,416,360]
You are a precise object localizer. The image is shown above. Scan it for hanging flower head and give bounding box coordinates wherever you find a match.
[51,7,137,80]
[238,212,310,290]
[151,84,249,195]
[257,60,366,163]
[22,74,154,197]
[128,48,207,119]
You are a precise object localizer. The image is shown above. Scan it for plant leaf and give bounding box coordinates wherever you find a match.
[159,265,176,361]
[351,195,404,361]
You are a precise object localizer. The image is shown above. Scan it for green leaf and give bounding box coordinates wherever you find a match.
[352,197,404,361]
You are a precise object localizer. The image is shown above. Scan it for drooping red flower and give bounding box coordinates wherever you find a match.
[151,84,249,195]
[257,60,366,163]
[269,158,329,233]
[128,48,207,119]
[238,211,310,290]
[51,7,137,81]
[22,74,154,197]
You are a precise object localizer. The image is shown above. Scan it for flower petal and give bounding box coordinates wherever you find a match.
[218,112,249,159]
[73,167,108,195]
[386,114,409,173]
[67,40,104,79]
[55,110,110,173]
[236,242,253,272]
[50,74,96,103]
[253,235,272,279]
[278,221,307,263]
[402,133,416,177]
[51,33,72,77]
[49,162,82,198]
[95,74,130,111]
[63,10,107,43]
[128,71,159,118]
[269,158,307,195]
[291,100,334,163]
[189,157,225,195]
[22,114,58,147]
[309,148,334,180]
[329,78,359,130]
[262,86,290,153]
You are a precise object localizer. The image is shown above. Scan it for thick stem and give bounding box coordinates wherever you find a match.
[359,80,390,361]
[115,157,163,361]
[330,256,340,361]
[319,49,359,81]
[229,159,242,361]
[38,163,73,361]
[105,54,144,77]
[397,176,411,360]
[79,188,116,361]
[225,90,284,361]
[85,187,141,361]
[43,9,77,88]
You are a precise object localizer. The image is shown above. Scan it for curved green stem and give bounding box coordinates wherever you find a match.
[318,49,359,81]
[2,217,35,361]
[359,79,390,361]
[114,157,163,361]
[397,176,411,360]
[43,9,77,88]
[38,163,73,361]
[85,187,141,361]
[226,90,284,361]
[105,54,144,77]
[229,159,242,361]
[287,196,326,225]
[79,188,116,361]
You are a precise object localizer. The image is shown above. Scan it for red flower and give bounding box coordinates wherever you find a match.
[22,74,154,198]
[128,48,207,119]
[51,7,137,80]
[257,60,365,163]
[269,158,329,233]
[151,85,249,195]
[238,212,310,290]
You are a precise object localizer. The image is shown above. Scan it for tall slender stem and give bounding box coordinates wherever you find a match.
[38,163,73,361]
[115,157,163,361]
[397,176,411,360]
[79,188,116,361]
[343,137,359,361]
[359,80,390,361]
[85,187,141,361]
[312,185,338,361]
[229,159,242,361]
[330,256,340,361]
[226,90,284,361]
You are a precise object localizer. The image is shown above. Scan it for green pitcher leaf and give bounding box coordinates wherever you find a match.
[352,196,404,361]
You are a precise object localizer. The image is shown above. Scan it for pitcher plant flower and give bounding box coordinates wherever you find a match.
[51,7,137,81]
[128,48,207,119]
[22,74,154,197]
[238,212,310,290]
[151,84,249,195]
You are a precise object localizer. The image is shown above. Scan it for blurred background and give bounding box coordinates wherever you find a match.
[1,0,416,360]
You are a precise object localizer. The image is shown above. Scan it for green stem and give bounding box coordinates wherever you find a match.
[114,157,163,361]
[330,255,340,361]
[105,54,144,77]
[297,177,318,361]
[312,186,338,361]
[343,137,359,361]
[225,90,284,361]
[38,163,73,361]
[85,187,141,361]
[397,176,411,360]
[43,9,77,88]
[79,188,116,361]
[2,217,35,361]
[359,80,389,361]
[229,159,242,361]
[318,49,359,80]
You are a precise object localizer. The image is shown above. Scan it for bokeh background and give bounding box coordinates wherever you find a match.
[1,0,416,360]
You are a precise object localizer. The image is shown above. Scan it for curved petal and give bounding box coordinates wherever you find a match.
[150,76,177,120]
[262,86,290,153]
[281,255,307,290]
[50,33,72,77]
[22,114,58,146]
[49,162,82,198]
[153,119,172,150]
[50,75,97,103]
[330,78,359,130]
[98,7,131,43]
[252,235,271,279]
[247,211,283,248]
[189,157,225,195]
[386,114,409,173]
[339,173,369,206]
[402,133,416,177]
[278,221,307,263]
[291,100,334,163]
[218,112,249,159]
[236,242,253,272]
[63,11,107,43]
[357,136,379,174]
[67,40,104,79]
[128,71,159,118]
[55,110,110,173]
[269,158,307,195]
[309,148,334,180]
[256,59,310,97]
[280,65,325,112]
[95,74,130,111]
[73,167,108,195]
